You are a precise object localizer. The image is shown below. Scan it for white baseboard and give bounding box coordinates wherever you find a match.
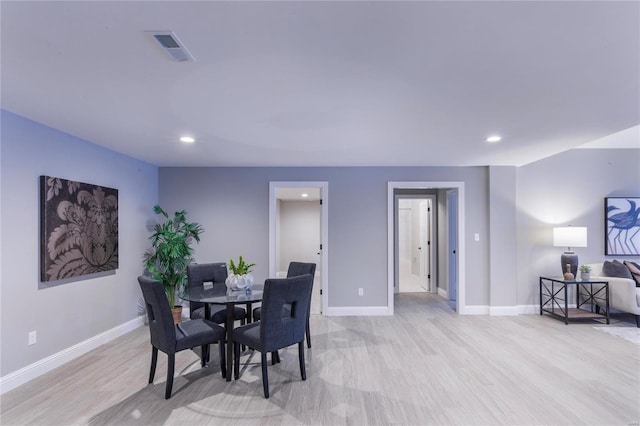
[517,304,540,314]
[324,306,393,316]
[0,315,145,395]
[460,304,544,316]
[437,287,448,299]
[460,305,490,315]
[489,306,520,316]
[324,303,535,317]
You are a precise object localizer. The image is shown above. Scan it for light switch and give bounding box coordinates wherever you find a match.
[474,233,480,241]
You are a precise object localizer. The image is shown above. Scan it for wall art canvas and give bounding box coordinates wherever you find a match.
[605,197,640,256]
[40,176,118,282]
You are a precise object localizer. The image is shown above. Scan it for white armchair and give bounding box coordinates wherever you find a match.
[588,262,640,327]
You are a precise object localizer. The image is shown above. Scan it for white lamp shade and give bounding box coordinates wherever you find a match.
[553,226,587,248]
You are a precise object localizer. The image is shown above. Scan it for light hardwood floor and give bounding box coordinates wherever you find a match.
[1,293,639,425]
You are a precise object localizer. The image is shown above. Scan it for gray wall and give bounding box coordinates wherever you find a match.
[516,148,640,306]
[0,111,158,376]
[489,166,518,309]
[159,166,490,308]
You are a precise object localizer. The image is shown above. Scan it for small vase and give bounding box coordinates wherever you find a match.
[580,272,590,282]
[563,264,574,281]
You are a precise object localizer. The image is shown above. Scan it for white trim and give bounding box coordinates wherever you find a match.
[388,182,466,315]
[489,306,520,316]
[324,306,393,316]
[463,305,490,315]
[440,305,542,316]
[0,315,145,395]
[437,287,448,299]
[518,304,541,315]
[269,181,328,316]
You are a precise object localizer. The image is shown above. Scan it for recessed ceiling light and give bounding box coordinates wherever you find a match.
[180,136,195,143]
[301,193,309,198]
[486,135,502,143]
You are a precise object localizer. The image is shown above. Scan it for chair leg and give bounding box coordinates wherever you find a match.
[201,344,208,367]
[635,314,640,328]
[271,351,279,365]
[149,347,158,384]
[261,352,270,398]
[298,341,306,381]
[234,342,241,380]
[241,318,246,351]
[165,353,175,399]
[219,340,226,379]
[306,317,311,348]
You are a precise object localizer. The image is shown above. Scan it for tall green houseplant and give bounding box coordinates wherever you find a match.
[143,205,204,307]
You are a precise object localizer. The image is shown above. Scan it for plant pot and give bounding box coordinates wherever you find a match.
[225,273,255,291]
[171,306,183,324]
[580,272,591,282]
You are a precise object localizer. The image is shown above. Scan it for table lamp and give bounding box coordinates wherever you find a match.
[553,226,587,278]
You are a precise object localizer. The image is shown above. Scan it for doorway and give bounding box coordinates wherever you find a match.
[387,182,466,315]
[269,182,328,315]
[396,197,435,293]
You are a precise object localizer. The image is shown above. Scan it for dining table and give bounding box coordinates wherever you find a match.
[182,284,263,381]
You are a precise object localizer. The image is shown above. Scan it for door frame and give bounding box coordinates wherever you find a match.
[387,181,466,315]
[269,181,328,315]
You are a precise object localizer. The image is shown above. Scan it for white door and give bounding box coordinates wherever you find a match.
[418,200,432,292]
[447,190,458,303]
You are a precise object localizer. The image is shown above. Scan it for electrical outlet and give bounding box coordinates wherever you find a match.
[358,288,364,296]
[28,331,37,346]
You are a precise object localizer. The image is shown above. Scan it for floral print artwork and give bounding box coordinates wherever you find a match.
[40,176,118,281]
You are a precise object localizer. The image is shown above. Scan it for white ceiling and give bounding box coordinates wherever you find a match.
[1,1,638,167]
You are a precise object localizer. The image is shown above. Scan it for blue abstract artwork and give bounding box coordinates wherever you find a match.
[605,197,640,256]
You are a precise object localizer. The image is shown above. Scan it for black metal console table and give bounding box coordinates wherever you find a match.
[539,277,609,325]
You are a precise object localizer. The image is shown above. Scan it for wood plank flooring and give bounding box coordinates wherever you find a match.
[1,293,639,425]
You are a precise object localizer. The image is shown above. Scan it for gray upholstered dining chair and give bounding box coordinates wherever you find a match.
[187,262,247,325]
[253,261,316,348]
[138,275,226,399]
[233,274,313,398]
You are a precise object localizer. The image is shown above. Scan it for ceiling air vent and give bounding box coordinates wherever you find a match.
[146,31,195,62]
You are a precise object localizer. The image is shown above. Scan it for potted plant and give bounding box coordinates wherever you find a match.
[143,205,204,323]
[226,255,256,291]
[579,264,592,281]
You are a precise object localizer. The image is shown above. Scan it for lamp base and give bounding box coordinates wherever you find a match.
[561,252,578,279]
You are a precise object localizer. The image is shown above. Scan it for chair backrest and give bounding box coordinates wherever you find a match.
[138,275,177,353]
[187,262,228,287]
[260,274,313,352]
[287,262,316,281]
[186,262,228,311]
